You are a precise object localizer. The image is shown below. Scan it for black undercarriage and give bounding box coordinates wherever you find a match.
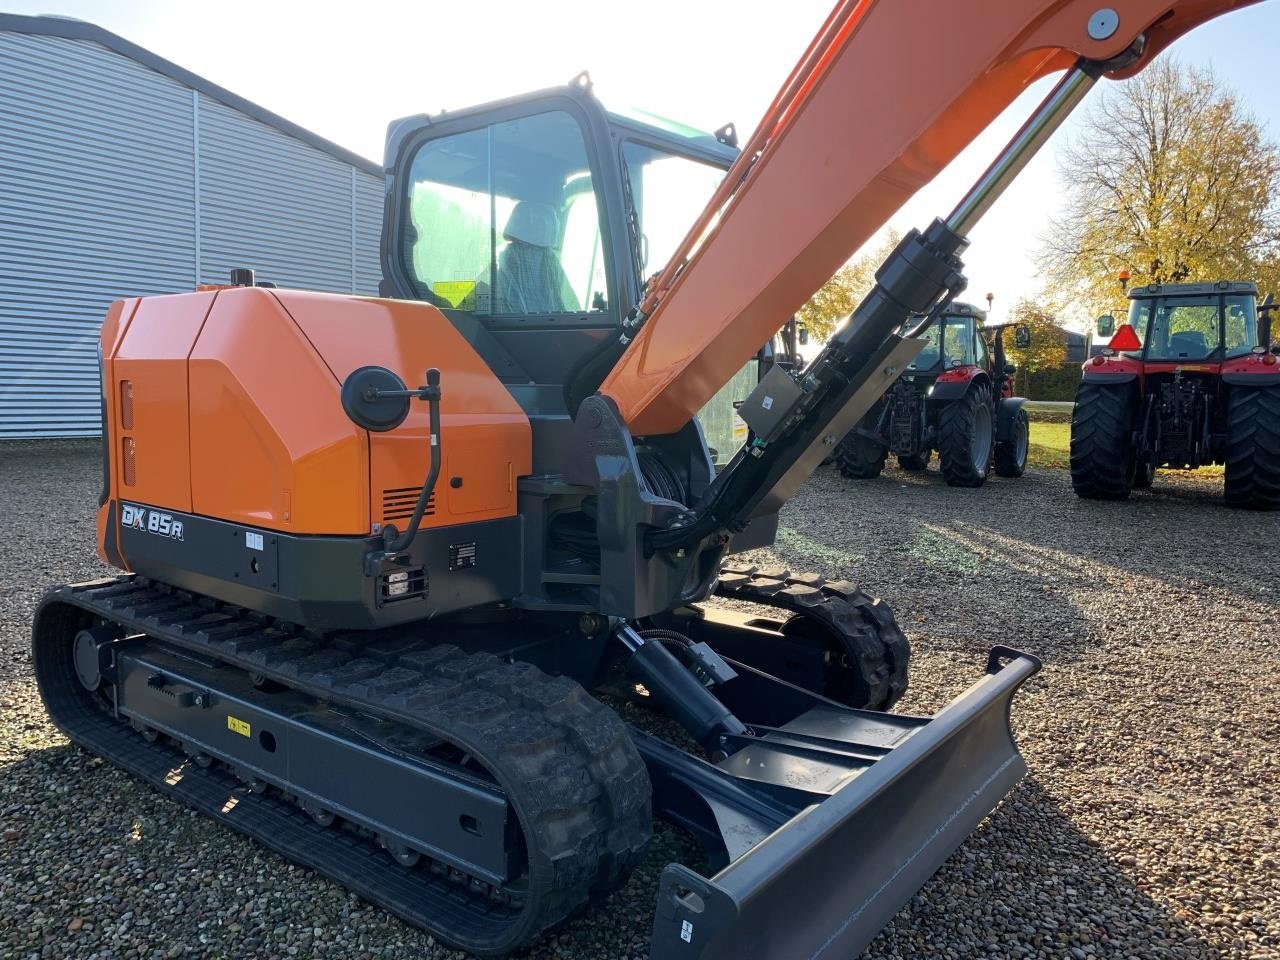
[36,565,981,958]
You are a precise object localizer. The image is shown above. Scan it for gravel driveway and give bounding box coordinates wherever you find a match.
[2,441,1276,960]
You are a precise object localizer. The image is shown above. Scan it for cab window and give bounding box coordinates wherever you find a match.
[1146,299,1218,361]
[401,111,607,316]
[974,327,990,369]
[1224,295,1259,358]
[942,318,976,366]
[622,142,725,280]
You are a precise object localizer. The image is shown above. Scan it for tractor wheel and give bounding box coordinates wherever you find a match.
[836,427,888,480]
[938,383,994,487]
[1223,385,1280,510]
[994,406,1029,478]
[897,449,932,471]
[1069,381,1136,500]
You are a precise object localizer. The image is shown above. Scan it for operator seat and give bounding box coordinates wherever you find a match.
[1168,330,1209,358]
[496,201,580,314]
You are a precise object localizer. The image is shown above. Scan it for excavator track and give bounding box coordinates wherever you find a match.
[33,576,651,958]
[713,562,910,710]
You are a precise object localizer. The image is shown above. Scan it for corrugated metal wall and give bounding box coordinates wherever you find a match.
[0,30,383,439]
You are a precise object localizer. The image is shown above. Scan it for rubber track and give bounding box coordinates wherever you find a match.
[713,563,909,711]
[1224,385,1280,510]
[1070,381,1134,500]
[33,577,651,957]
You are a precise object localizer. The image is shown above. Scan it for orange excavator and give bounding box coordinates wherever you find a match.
[34,1,1256,958]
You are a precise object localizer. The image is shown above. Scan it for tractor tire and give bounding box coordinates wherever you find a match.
[938,383,994,487]
[897,449,932,471]
[1224,385,1280,510]
[994,406,1029,478]
[836,428,888,480]
[1070,381,1136,500]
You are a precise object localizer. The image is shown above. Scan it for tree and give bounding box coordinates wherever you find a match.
[1040,58,1280,321]
[1004,299,1067,396]
[797,231,900,341]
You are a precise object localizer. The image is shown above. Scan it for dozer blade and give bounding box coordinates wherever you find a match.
[646,647,1039,960]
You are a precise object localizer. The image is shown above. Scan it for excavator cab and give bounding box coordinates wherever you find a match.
[379,82,767,473]
[380,80,737,413]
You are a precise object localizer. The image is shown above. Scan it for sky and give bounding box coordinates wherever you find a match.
[10,0,1278,330]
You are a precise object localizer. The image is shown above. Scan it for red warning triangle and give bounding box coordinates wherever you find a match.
[1109,323,1142,352]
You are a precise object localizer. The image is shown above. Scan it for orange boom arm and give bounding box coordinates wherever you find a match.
[598,0,1257,436]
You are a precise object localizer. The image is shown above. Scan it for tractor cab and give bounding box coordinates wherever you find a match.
[1110,282,1263,364]
[905,302,988,376]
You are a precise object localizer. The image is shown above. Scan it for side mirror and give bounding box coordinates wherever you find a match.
[1013,325,1031,349]
[797,325,810,346]
[1096,314,1116,338]
[1004,363,1017,375]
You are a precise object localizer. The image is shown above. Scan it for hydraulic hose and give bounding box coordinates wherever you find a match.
[384,369,442,555]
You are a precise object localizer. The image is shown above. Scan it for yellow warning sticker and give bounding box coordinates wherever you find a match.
[227,715,251,738]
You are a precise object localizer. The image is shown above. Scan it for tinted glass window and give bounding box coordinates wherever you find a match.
[402,111,606,316]
[942,317,976,366]
[622,142,725,280]
[1148,299,1218,360]
[1224,295,1259,358]
[909,322,942,369]
[1125,298,1152,357]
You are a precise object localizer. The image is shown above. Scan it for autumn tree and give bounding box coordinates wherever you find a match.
[1040,58,1280,320]
[797,231,900,341]
[1003,299,1067,396]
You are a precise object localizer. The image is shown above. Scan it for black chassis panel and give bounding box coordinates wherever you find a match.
[114,502,522,631]
[113,641,513,883]
[562,395,723,620]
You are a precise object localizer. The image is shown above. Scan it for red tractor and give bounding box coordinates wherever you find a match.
[1071,281,1280,508]
[836,301,1032,486]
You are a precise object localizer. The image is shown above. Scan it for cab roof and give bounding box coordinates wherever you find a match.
[1128,281,1258,299]
[944,301,988,322]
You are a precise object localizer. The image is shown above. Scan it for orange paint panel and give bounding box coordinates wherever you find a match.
[276,291,531,527]
[445,449,513,516]
[100,298,138,361]
[113,292,215,512]
[188,289,369,534]
[97,299,138,570]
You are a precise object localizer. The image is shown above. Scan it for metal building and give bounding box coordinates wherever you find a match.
[0,15,384,439]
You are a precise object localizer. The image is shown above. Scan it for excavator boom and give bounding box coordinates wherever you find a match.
[599,0,1258,436]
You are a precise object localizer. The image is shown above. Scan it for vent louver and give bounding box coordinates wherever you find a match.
[381,487,436,524]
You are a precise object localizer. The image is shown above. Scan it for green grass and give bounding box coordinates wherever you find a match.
[1028,420,1071,470]
[1026,417,1223,477]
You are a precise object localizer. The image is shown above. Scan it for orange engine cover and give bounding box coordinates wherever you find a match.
[99,287,531,562]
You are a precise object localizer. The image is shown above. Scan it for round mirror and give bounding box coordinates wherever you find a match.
[341,366,410,432]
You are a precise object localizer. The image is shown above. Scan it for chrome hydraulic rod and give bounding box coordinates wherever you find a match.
[945,63,1098,237]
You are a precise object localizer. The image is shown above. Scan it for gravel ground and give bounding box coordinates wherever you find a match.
[1,441,1277,960]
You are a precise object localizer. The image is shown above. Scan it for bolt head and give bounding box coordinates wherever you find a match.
[1088,7,1119,40]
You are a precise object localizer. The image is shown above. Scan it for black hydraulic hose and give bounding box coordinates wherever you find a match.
[384,369,442,555]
